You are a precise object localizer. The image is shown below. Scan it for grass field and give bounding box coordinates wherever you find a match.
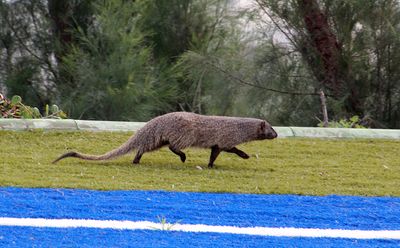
[0,130,399,196]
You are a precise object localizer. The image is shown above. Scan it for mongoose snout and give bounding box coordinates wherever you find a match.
[266,129,278,139]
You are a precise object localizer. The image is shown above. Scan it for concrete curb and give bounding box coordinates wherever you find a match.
[1,119,400,139]
[0,119,146,132]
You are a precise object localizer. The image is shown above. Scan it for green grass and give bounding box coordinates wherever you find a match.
[0,130,399,196]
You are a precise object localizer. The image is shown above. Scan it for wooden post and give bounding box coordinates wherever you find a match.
[319,89,328,127]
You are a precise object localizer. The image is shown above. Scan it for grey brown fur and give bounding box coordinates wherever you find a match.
[52,112,278,167]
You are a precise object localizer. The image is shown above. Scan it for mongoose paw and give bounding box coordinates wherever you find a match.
[180,155,186,163]
[208,163,214,169]
[236,151,249,159]
[242,154,250,159]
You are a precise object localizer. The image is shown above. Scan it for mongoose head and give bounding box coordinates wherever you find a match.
[258,121,278,140]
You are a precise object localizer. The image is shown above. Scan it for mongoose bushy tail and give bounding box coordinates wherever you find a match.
[52,112,278,167]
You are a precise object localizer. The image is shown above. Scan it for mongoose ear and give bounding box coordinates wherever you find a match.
[260,121,266,131]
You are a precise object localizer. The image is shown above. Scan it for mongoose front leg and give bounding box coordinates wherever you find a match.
[169,146,186,163]
[208,145,221,168]
[224,147,250,159]
[133,152,143,164]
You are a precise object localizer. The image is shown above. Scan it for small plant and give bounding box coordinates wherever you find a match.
[0,94,67,119]
[150,216,181,231]
[318,115,366,128]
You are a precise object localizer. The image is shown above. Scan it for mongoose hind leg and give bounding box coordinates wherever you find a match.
[208,145,221,168]
[133,152,143,164]
[169,146,186,163]
[224,147,250,159]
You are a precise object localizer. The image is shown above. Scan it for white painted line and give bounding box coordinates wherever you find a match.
[0,217,399,240]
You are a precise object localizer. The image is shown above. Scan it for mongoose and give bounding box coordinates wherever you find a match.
[52,112,278,168]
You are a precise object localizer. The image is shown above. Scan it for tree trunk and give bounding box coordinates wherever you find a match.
[298,0,362,115]
[47,0,73,63]
[299,0,342,97]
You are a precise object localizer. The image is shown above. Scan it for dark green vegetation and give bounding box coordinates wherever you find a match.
[1,0,400,127]
[1,130,399,196]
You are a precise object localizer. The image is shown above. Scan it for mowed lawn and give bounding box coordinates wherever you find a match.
[0,130,399,196]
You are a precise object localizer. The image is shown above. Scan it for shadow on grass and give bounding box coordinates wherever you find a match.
[54,154,278,174]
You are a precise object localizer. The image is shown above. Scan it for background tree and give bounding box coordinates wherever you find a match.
[59,0,175,120]
[138,0,235,113]
[253,0,400,127]
[0,0,54,109]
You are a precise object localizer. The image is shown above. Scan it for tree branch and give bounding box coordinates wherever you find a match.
[204,59,326,96]
[254,0,300,49]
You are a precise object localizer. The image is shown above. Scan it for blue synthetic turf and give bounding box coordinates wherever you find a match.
[0,187,399,247]
[1,226,399,248]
